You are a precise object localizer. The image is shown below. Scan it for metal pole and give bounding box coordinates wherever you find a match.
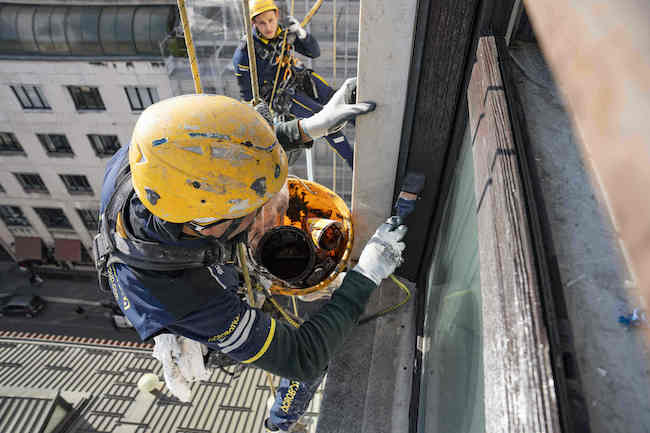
[242,0,261,104]
[177,0,202,93]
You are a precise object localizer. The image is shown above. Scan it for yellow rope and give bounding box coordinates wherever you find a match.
[242,0,261,104]
[358,275,412,325]
[291,295,299,316]
[237,243,256,306]
[332,0,337,192]
[177,0,202,93]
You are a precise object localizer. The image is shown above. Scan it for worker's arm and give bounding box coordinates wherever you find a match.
[165,219,406,381]
[275,77,375,152]
[232,45,254,101]
[286,17,320,58]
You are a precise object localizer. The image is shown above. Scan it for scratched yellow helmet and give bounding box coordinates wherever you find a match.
[250,0,278,20]
[129,94,288,223]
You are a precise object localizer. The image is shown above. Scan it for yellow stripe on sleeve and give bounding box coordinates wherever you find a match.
[242,318,276,364]
[238,64,249,70]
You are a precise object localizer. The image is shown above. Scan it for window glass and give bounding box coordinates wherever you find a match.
[26,86,46,108]
[125,86,142,110]
[0,6,20,53]
[149,7,173,52]
[65,7,82,54]
[79,7,101,55]
[99,7,118,53]
[34,6,54,52]
[13,87,32,107]
[133,7,153,54]
[34,207,72,229]
[115,7,135,55]
[49,6,68,53]
[16,6,37,52]
[418,127,484,433]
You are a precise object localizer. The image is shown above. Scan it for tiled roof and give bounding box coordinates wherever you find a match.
[0,336,323,432]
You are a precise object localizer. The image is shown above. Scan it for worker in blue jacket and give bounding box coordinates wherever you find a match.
[94,85,405,432]
[232,0,355,168]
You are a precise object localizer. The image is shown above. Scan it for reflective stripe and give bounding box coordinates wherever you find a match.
[219,309,252,348]
[221,310,256,353]
[238,64,249,70]
[291,98,313,112]
[310,71,330,87]
[243,318,276,364]
[207,266,227,290]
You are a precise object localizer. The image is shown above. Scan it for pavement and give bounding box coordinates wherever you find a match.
[0,261,140,343]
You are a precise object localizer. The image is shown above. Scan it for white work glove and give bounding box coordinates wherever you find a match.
[152,334,210,402]
[353,217,407,285]
[287,16,307,39]
[300,77,376,140]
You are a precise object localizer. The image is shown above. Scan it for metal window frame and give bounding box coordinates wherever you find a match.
[125,85,158,111]
[0,132,24,153]
[0,205,31,227]
[67,85,106,110]
[76,207,99,230]
[33,206,72,229]
[10,84,50,109]
[37,133,74,155]
[88,133,121,156]
[14,172,48,193]
[59,174,93,194]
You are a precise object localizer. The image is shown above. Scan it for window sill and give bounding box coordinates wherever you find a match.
[67,191,94,196]
[75,109,107,113]
[22,107,52,111]
[0,152,27,157]
[46,153,75,158]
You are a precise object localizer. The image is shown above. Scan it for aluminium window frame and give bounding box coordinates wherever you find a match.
[10,84,51,109]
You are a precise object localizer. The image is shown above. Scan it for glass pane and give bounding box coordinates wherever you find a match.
[0,6,20,53]
[50,7,68,53]
[34,6,54,52]
[115,7,135,54]
[99,7,118,53]
[148,87,159,104]
[66,7,82,53]
[133,7,153,54]
[149,7,172,54]
[125,87,141,110]
[16,6,38,53]
[13,86,32,107]
[80,7,101,55]
[418,126,484,433]
[26,87,44,108]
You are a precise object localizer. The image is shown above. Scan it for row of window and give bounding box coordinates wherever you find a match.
[0,132,120,157]
[11,84,159,111]
[2,173,94,195]
[0,204,98,231]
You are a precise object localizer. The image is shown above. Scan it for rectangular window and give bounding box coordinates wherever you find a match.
[76,208,99,231]
[37,134,74,156]
[67,86,105,110]
[418,127,484,433]
[14,173,48,193]
[125,86,159,111]
[59,174,93,195]
[33,207,72,229]
[10,85,50,109]
[0,205,30,227]
[88,134,121,157]
[0,132,25,153]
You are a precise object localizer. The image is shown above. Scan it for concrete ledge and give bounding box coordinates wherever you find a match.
[317,278,416,433]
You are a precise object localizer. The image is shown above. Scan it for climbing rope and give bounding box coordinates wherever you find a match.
[358,275,412,325]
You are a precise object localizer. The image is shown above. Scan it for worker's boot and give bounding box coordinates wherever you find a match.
[264,417,313,432]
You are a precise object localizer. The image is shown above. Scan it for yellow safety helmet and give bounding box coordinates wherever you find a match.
[129,94,288,223]
[250,0,278,20]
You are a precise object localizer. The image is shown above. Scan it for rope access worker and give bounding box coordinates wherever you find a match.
[94,81,407,432]
[232,0,356,168]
